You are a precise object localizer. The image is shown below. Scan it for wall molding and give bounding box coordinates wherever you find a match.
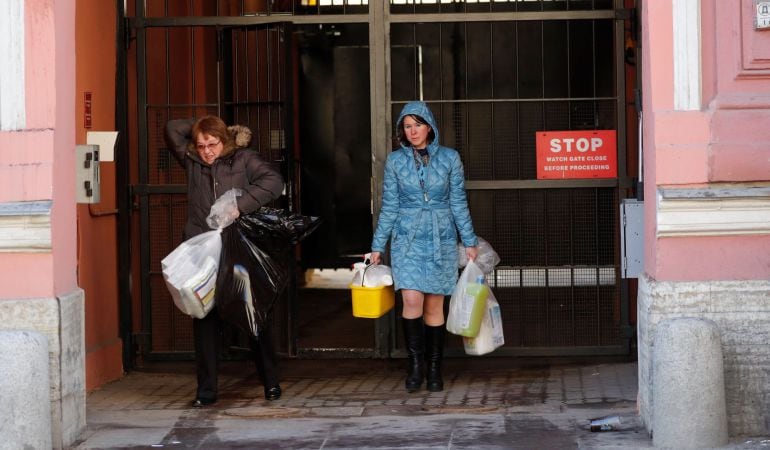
[657,186,770,237]
[0,201,52,252]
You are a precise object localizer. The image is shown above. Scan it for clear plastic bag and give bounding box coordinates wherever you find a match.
[446,260,487,337]
[161,229,222,319]
[462,289,505,355]
[351,262,393,287]
[206,188,242,229]
[457,237,500,275]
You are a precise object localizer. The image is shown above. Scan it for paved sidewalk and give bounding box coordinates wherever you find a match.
[74,358,766,449]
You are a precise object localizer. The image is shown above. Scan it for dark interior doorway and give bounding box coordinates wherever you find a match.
[298,23,372,270]
[293,23,376,353]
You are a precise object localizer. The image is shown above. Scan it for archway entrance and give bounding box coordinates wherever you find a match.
[124,0,636,366]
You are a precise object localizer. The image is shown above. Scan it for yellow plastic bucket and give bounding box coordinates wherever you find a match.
[350,284,395,318]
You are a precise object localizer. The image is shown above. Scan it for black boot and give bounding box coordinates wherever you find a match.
[424,324,445,392]
[402,317,425,392]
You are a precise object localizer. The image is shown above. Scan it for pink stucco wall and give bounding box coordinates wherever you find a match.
[51,0,77,295]
[643,0,770,281]
[0,0,76,298]
[641,0,666,280]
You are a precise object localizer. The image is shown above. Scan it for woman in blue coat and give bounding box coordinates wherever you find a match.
[371,101,478,392]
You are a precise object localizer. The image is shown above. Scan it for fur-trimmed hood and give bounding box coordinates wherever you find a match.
[227,124,253,149]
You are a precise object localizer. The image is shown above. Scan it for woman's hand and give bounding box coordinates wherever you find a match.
[370,251,382,265]
[465,246,478,262]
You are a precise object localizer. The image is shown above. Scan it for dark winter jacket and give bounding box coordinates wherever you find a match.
[164,118,285,239]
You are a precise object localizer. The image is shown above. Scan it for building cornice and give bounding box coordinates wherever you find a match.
[657,186,770,237]
[0,201,52,252]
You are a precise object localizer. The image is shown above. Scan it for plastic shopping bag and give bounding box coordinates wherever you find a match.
[463,289,505,355]
[161,189,242,319]
[446,260,487,337]
[206,188,242,229]
[161,229,222,319]
[457,237,500,275]
[351,261,394,287]
[216,207,322,337]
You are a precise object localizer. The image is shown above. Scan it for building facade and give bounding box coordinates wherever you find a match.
[638,0,770,436]
[0,1,768,446]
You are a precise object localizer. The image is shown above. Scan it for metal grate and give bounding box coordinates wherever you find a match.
[225,27,287,165]
[139,23,292,357]
[391,20,615,100]
[148,193,192,352]
[138,0,368,17]
[464,188,621,348]
[137,0,611,17]
[391,0,614,14]
[132,4,630,359]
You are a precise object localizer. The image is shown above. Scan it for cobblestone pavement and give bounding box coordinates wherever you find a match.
[86,358,638,412]
[75,358,766,449]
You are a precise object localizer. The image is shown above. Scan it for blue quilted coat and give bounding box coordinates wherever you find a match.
[371,101,478,295]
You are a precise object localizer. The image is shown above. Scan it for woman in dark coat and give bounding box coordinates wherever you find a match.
[165,115,284,407]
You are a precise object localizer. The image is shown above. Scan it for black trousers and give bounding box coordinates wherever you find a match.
[193,308,279,402]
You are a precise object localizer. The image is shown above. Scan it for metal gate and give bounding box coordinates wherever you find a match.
[130,11,295,360]
[126,0,635,363]
[387,13,632,355]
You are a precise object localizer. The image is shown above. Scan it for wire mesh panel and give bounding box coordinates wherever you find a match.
[390,0,614,14]
[467,188,621,348]
[224,26,288,167]
[148,193,191,352]
[138,0,368,17]
[138,23,292,357]
[131,3,629,360]
[390,17,626,353]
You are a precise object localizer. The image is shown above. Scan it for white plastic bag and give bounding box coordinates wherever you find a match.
[162,190,241,318]
[457,237,500,275]
[351,262,393,287]
[446,260,486,336]
[162,229,222,318]
[463,289,505,355]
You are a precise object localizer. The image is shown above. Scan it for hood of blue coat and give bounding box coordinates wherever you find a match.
[396,101,440,153]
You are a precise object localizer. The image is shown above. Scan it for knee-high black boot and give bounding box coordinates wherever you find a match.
[402,317,425,392]
[424,324,445,392]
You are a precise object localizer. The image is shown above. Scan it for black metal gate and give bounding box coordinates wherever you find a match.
[131,15,295,360]
[127,1,634,363]
[387,15,632,355]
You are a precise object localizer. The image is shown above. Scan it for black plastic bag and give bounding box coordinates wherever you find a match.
[216,208,321,337]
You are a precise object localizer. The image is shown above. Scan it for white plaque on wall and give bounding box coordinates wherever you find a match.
[756,0,770,29]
